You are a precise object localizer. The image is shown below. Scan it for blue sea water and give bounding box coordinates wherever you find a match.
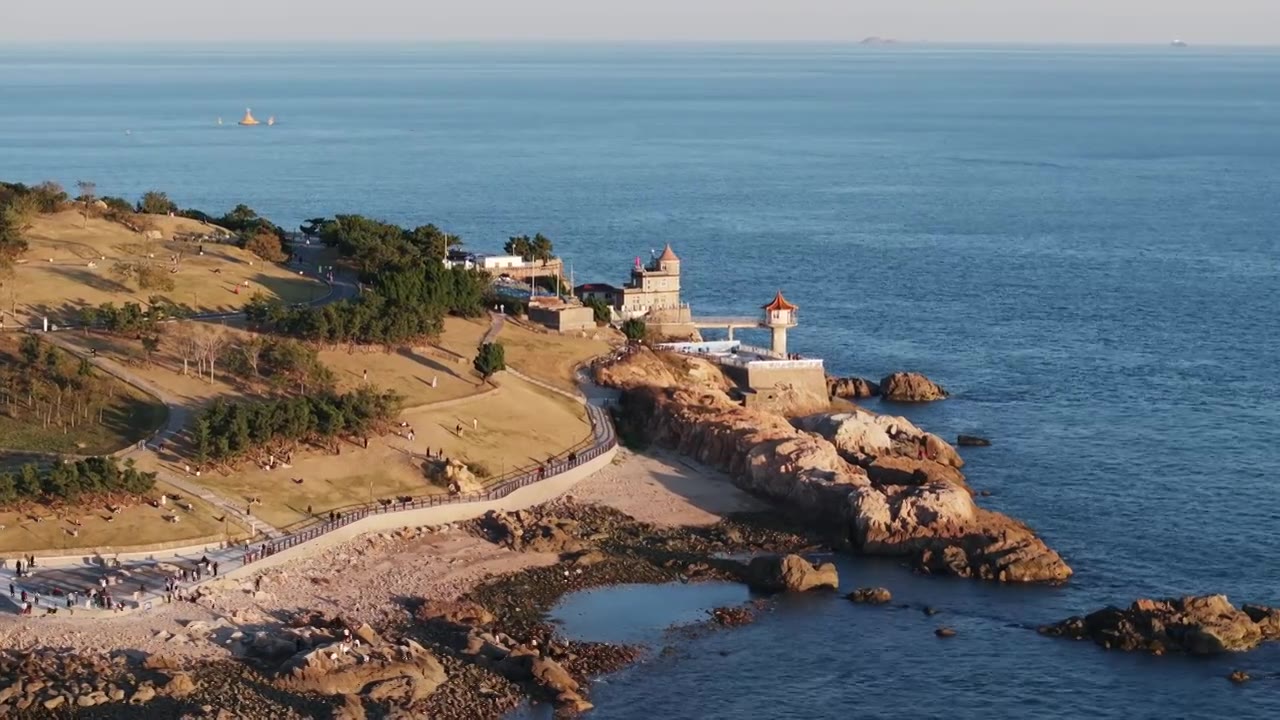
[2,44,1279,717]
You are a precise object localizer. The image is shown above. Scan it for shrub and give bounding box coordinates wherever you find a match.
[585,297,612,324]
[245,228,288,262]
[137,190,178,215]
[622,318,647,342]
[473,342,506,379]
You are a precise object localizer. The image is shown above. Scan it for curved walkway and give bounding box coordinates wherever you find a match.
[0,374,617,618]
[1,297,618,617]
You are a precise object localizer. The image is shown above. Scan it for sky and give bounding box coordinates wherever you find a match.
[3,0,1276,45]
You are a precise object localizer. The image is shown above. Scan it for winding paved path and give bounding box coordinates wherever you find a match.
[0,271,621,617]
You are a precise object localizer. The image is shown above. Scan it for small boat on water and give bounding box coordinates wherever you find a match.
[217,117,223,125]
[238,108,261,126]
[1171,39,1188,48]
[267,116,275,126]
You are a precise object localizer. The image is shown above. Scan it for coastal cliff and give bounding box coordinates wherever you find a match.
[597,349,1071,583]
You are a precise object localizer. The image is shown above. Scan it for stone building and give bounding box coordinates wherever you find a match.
[573,243,691,324]
[526,299,597,333]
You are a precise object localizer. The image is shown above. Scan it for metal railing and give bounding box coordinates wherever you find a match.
[239,403,617,566]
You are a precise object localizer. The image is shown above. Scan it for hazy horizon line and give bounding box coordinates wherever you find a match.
[2,38,1276,49]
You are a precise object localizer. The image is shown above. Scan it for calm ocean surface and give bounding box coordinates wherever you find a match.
[2,44,1278,718]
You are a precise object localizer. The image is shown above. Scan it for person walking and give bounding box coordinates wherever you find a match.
[8,582,13,597]
[472,418,478,430]
[213,561,219,577]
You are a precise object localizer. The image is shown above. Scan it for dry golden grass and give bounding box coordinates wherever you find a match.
[432,317,491,359]
[0,480,249,555]
[499,319,619,392]
[5,211,323,324]
[18,312,601,537]
[195,375,590,531]
[321,344,485,409]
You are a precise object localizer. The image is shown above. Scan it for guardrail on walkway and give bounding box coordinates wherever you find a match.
[238,403,616,566]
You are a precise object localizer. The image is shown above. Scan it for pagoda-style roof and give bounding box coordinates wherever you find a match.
[762,290,798,312]
[657,243,679,262]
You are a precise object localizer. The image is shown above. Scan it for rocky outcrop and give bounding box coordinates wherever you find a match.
[1041,596,1280,655]
[879,372,948,402]
[424,457,484,493]
[608,376,1069,583]
[827,375,880,400]
[957,434,991,447]
[745,554,838,593]
[277,639,446,701]
[459,630,593,711]
[593,348,730,394]
[795,409,965,490]
[476,509,589,554]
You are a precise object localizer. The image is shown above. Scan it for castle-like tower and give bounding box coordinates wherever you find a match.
[762,290,798,356]
[618,243,682,317]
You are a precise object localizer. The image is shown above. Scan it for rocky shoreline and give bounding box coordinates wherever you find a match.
[597,348,1071,583]
[0,498,822,718]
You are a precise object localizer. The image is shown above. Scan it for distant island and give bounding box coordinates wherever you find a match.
[860,36,897,45]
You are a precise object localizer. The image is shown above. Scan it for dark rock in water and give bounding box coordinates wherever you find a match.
[879,372,948,402]
[1229,670,1251,684]
[1041,595,1280,655]
[923,606,941,616]
[827,376,880,399]
[709,606,755,626]
[847,587,893,605]
[935,627,957,638]
[744,554,839,593]
[957,434,991,447]
[979,490,993,497]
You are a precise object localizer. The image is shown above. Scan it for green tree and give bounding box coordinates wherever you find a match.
[585,297,612,324]
[622,318,647,342]
[19,334,41,366]
[504,234,532,260]
[503,233,554,264]
[473,342,506,380]
[300,217,330,239]
[137,190,178,215]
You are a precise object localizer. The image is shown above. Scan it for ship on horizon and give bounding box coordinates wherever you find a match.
[238,108,261,126]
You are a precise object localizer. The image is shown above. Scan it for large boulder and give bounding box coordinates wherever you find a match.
[159,672,197,698]
[879,372,948,402]
[1041,596,1278,655]
[827,376,880,400]
[796,410,963,469]
[745,554,838,593]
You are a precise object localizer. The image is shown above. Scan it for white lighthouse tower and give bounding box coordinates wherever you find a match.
[761,290,798,357]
